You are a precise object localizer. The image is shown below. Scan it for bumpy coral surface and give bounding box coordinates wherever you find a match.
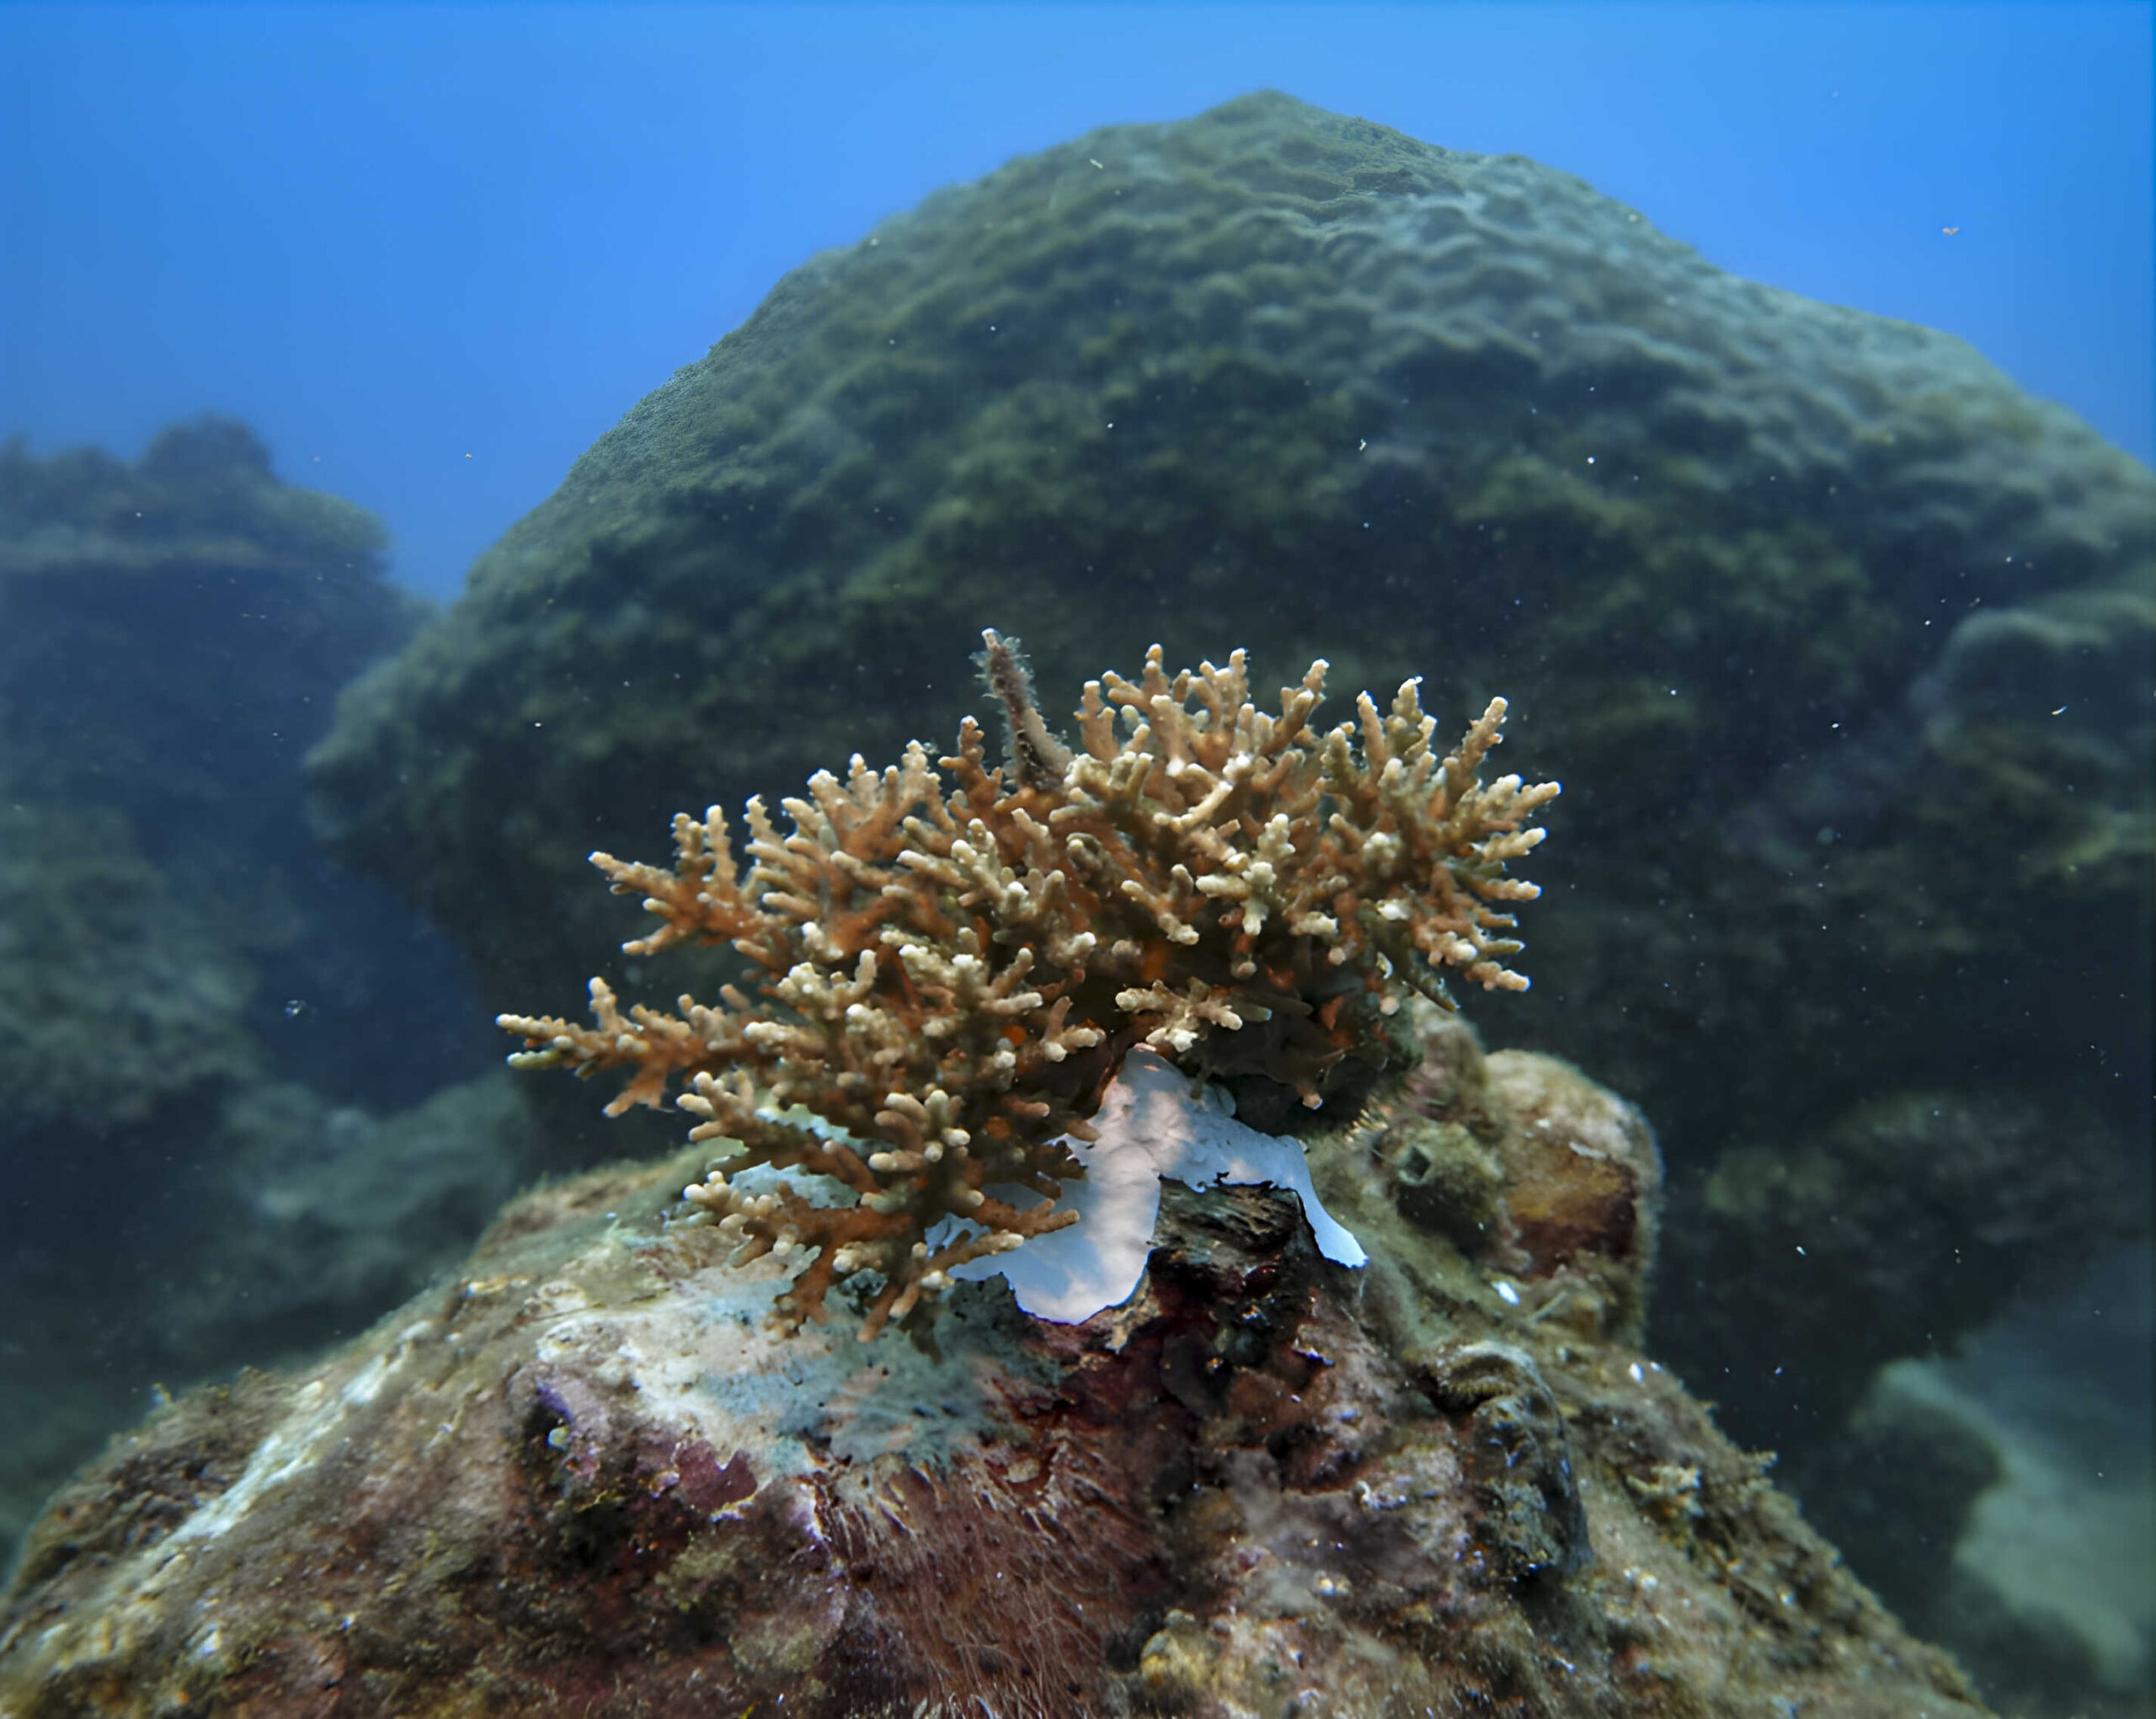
[502,638,1556,1336]
[307,91,2151,1529]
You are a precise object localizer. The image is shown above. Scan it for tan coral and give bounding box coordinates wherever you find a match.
[499,633,1559,1337]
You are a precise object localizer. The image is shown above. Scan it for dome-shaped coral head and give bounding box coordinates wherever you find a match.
[499,633,1560,1339]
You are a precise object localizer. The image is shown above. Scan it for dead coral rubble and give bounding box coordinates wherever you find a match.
[500,633,1558,1336]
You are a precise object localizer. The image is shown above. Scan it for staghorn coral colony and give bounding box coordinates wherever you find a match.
[501,633,1558,1337]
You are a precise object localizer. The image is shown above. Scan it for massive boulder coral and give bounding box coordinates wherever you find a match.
[305,91,2151,1462]
[0,417,428,1135]
[502,636,1556,1336]
[303,89,2153,1143]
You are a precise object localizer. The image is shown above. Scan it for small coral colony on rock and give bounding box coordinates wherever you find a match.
[499,631,1560,1338]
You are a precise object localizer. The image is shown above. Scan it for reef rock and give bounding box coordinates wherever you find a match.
[0,1017,1991,1718]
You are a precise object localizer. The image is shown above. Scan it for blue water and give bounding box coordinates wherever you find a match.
[3,2,2148,601]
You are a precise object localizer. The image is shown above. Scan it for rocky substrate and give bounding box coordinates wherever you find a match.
[0,1021,1989,1717]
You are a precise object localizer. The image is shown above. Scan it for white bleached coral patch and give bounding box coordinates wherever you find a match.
[939,1049,1365,1323]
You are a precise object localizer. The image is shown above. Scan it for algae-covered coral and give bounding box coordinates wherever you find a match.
[502,634,1556,1336]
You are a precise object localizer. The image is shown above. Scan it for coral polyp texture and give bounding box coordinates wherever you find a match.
[499,633,1558,1337]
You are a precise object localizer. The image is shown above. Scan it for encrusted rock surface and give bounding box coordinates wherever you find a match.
[0,1019,1990,1717]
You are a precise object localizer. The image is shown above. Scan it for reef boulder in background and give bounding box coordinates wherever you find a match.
[307,91,2151,1460]
[0,419,504,1565]
[0,416,436,1130]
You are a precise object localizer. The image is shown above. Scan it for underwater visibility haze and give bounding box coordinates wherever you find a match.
[0,7,2150,1716]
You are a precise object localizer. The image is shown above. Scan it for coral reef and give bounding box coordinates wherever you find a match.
[302,89,2153,1166]
[1784,1243,2155,1719]
[296,90,2148,1706]
[1686,1085,2135,1432]
[503,636,1556,1337]
[0,420,497,1571]
[0,1010,1994,1718]
[0,1069,532,1584]
[303,91,2151,1512]
[0,418,429,1134]
[0,803,262,1130]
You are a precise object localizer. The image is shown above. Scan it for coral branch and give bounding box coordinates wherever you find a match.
[501,633,1558,1335]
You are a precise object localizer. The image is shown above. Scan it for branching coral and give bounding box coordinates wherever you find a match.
[499,634,1558,1337]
